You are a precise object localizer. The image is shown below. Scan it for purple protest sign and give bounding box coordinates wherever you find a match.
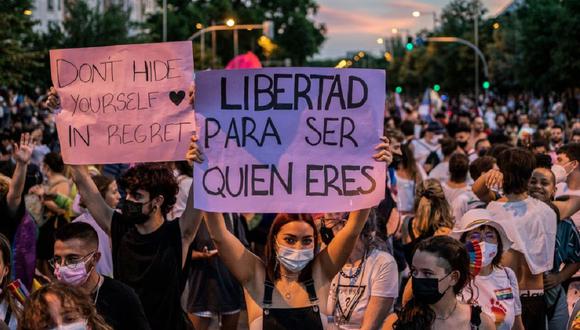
[49,41,195,164]
[194,68,386,213]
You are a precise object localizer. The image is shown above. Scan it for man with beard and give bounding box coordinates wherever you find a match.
[549,125,565,152]
[468,116,487,151]
[454,124,472,155]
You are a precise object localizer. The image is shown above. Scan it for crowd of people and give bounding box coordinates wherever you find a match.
[0,83,579,330]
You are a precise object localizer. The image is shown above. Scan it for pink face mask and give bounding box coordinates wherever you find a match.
[54,254,94,286]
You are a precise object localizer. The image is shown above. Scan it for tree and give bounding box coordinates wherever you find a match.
[145,0,326,67]
[31,0,141,88]
[0,0,43,90]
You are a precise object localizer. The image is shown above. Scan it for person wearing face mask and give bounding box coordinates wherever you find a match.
[473,138,491,160]
[47,85,202,330]
[193,136,393,330]
[52,223,150,330]
[19,282,113,330]
[383,236,495,330]
[454,124,472,155]
[452,209,524,330]
[73,175,120,278]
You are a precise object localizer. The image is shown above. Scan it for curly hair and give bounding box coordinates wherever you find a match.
[19,282,113,330]
[118,163,178,216]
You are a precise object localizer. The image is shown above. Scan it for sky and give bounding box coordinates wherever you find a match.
[312,0,512,59]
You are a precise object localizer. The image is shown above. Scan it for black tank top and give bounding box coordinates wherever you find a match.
[262,278,323,330]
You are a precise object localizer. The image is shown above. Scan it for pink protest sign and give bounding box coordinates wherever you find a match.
[49,41,195,164]
[194,68,386,213]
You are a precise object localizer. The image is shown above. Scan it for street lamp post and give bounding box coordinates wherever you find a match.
[189,22,271,68]
[162,0,167,42]
[412,11,437,30]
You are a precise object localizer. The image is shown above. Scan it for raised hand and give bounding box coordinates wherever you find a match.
[188,82,196,105]
[485,169,503,191]
[186,135,204,164]
[13,133,34,164]
[45,87,60,111]
[373,136,393,166]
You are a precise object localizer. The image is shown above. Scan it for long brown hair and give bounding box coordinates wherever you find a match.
[18,282,113,330]
[413,179,454,235]
[0,234,20,321]
[264,214,319,283]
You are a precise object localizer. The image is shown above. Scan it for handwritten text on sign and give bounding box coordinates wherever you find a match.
[49,41,194,164]
[194,68,386,213]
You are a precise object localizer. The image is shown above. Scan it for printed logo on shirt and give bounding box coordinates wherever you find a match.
[494,288,514,300]
[490,298,507,326]
[335,284,366,322]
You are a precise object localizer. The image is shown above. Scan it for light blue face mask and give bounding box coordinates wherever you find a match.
[276,244,314,273]
[50,320,88,330]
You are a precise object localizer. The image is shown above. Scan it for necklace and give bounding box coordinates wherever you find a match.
[280,279,297,300]
[435,300,458,321]
[92,275,103,304]
[340,252,366,279]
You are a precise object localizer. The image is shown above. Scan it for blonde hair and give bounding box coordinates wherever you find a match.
[413,179,454,235]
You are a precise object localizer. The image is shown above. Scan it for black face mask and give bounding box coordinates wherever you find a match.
[412,272,452,305]
[122,199,152,225]
[389,154,403,169]
[457,140,468,149]
[320,220,335,245]
[478,148,489,157]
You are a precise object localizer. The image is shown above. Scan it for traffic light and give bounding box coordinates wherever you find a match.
[482,81,490,90]
[395,86,403,94]
[406,37,414,51]
[433,84,441,92]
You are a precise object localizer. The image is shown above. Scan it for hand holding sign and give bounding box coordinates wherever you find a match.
[49,41,195,164]
[193,67,387,213]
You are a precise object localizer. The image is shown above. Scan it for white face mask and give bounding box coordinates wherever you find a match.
[276,245,314,273]
[50,320,88,330]
[479,241,498,267]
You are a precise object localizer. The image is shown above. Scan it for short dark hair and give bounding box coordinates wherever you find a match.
[118,163,178,216]
[43,152,65,173]
[531,138,549,150]
[449,153,469,182]
[474,138,489,150]
[400,120,415,137]
[557,143,580,162]
[469,156,496,181]
[487,143,511,160]
[440,138,457,157]
[497,148,536,195]
[55,223,99,248]
[455,124,471,135]
[552,125,564,132]
[535,154,553,169]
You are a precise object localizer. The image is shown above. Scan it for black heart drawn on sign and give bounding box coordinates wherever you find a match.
[169,90,186,106]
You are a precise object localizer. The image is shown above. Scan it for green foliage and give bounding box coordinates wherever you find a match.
[145,0,325,67]
[0,0,43,89]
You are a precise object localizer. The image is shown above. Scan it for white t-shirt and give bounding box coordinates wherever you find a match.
[0,298,18,329]
[487,197,557,274]
[428,161,449,183]
[73,212,114,278]
[168,174,193,221]
[411,138,442,165]
[460,267,521,330]
[555,182,580,230]
[327,249,399,329]
[441,182,471,204]
[451,190,486,225]
[395,174,416,213]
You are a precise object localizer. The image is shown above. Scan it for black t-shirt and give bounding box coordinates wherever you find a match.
[95,276,151,330]
[0,195,25,242]
[110,212,191,330]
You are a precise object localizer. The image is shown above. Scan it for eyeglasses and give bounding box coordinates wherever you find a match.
[49,251,97,269]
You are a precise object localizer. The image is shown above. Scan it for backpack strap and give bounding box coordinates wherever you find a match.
[470,304,482,329]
